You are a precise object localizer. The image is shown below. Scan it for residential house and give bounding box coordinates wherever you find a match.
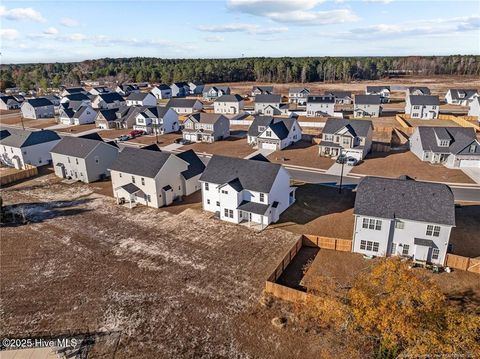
[189,81,204,95]
[353,95,382,118]
[306,96,335,117]
[252,86,273,97]
[247,116,302,151]
[319,119,373,160]
[109,146,205,208]
[21,98,55,119]
[410,126,480,168]
[0,96,21,110]
[133,106,179,134]
[214,94,244,115]
[445,89,479,106]
[366,86,390,103]
[405,95,440,119]
[352,175,455,266]
[150,84,172,100]
[170,82,190,97]
[59,105,97,125]
[51,135,119,183]
[406,87,431,96]
[0,128,61,169]
[92,92,126,109]
[203,86,231,101]
[288,88,310,105]
[89,87,111,96]
[95,106,140,130]
[199,155,296,228]
[182,113,229,143]
[325,91,353,104]
[43,95,60,107]
[254,94,284,115]
[115,84,140,97]
[166,98,203,114]
[60,87,87,97]
[126,92,157,107]
[60,93,92,107]
[468,97,480,120]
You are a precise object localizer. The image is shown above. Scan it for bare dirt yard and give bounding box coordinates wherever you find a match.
[267,140,334,170]
[352,150,474,184]
[129,132,181,146]
[0,172,341,358]
[449,202,480,258]
[182,137,254,158]
[56,123,97,134]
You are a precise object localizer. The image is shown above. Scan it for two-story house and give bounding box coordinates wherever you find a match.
[203,86,231,101]
[254,94,284,115]
[252,86,273,97]
[126,92,157,107]
[366,86,390,103]
[150,84,172,100]
[409,126,480,168]
[247,116,302,151]
[59,105,97,125]
[132,106,179,135]
[406,87,431,96]
[319,119,373,160]
[21,98,55,119]
[325,91,353,104]
[60,87,87,97]
[166,98,203,114]
[213,94,244,115]
[288,88,310,105]
[468,97,480,120]
[0,95,21,110]
[445,89,479,106]
[353,95,382,118]
[92,92,126,109]
[306,96,335,117]
[199,155,296,228]
[182,113,230,143]
[60,93,92,108]
[170,82,190,97]
[115,84,140,97]
[353,175,455,266]
[189,81,204,95]
[405,95,440,119]
[109,146,205,208]
[51,134,119,183]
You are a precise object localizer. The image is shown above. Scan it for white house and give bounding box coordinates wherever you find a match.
[214,94,244,115]
[115,84,140,97]
[468,97,480,120]
[247,116,302,151]
[353,95,382,118]
[203,86,231,101]
[445,89,478,106]
[166,98,203,114]
[366,86,390,103]
[170,82,190,97]
[406,87,431,96]
[189,81,204,95]
[0,128,61,169]
[254,94,283,115]
[51,135,119,183]
[60,87,87,97]
[150,84,172,100]
[92,92,126,109]
[59,105,97,125]
[109,146,205,208]
[182,113,230,143]
[89,87,111,96]
[306,96,335,117]
[60,93,92,108]
[252,86,273,97]
[199,155,296,228]
[133,106,179,134]
[319,119,373,160]
[126,92,157,107]
[0,95,21,110]
[325,91,353,104]
[21,98,55,119]
[409,126,480,168]
[405,95,440,119]
[352,175,455,266]
[288,88,310,105]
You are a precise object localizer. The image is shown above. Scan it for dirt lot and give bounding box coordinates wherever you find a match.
[406,118,464,127]
[449,203,480,257]
[129,132,181,146]
[182,137,254,158]
[97,128,131,140]
[267,140,334,170]
[56,123,97,134]
[352,150,474,184]
[0,173,344,358]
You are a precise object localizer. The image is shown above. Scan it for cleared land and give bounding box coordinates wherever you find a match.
[182,137,254,158]
[267,140,334,170]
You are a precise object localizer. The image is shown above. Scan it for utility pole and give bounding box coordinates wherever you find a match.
[338,156,345,194]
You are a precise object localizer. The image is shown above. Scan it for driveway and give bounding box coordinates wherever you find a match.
[161,143,184,152]
[461,167,480,184]
[325,162,354,176]
[244,148,275,159]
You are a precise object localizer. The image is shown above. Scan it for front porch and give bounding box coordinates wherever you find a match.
[114,183,146,209]
[319,143,342,158]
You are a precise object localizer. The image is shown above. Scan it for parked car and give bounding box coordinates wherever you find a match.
[129,130,145,138]
[174,138,191,145]
[346,157,359,166]
[117,135,130,141]
[336,154,347,164]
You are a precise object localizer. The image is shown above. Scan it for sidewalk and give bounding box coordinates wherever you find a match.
[325,162,354,176]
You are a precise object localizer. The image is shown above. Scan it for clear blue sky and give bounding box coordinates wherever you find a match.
[1,0,479,63]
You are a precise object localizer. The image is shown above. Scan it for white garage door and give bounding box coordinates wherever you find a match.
[343,150,362,161]
[460,159,480,168]
[260,142,278,151]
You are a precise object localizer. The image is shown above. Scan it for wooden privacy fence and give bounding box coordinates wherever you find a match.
[265,281,307,302]
[302,234,352,252]
[438,114,480,131]
[267,237,302,282]
[445,254,480,274]
[395,114,411,128]
[0,164,38,186]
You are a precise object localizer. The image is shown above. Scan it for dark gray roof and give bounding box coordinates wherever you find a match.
[448,89,478,100]
[289,87,309,94]
[175,149,206,180]
[109,146,172,178]
[355,95,381,105]
[416,126,480,155]
[98,108,118,122]
[51,136,115,158]
[255,94,281,103]
[414,238,438,248]
[25,98,54,107]
[172,82,189,88]
[307,96,335,104]
[326,91,352,98]
[98,92,125,103]
[407,87,431,95]
[269,121,289,140]
[64,93,90,102]
[248,116,296,137]
[166,98,200,108]
[199,155,282,193]
[0,95,19,104]
[366,86,390,93]
[252,86,273,93]
[237,200,270,215]
[408,95,439,106]
[64,87,85,93]
[322,118,373,137]
[354,176,455,226]
[140,106,170,119]
[188,112,225,124]
[215,94,243,103]
[121,183,143,195]
[156,84,171,90]
[0,129,60,148]
[127,92,153,101]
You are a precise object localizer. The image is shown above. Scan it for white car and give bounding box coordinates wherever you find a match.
[346,157,359,166]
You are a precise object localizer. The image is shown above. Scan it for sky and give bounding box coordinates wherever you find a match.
[1,0,479,64]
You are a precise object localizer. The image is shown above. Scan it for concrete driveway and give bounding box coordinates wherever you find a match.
[461,167,480,184]
[325,162,354,176]
[244,148,275,159]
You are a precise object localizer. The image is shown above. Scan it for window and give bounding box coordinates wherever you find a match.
[395,221,404,229]
[75,158,79,165]
[361,240,379,252]
[205,183,209,191]
[141,178,145,185]
[266,131,272,137]
[426,225,440,237]
[94,156,99,164]
[207,199,210,205]
[229,209,233,218]
[362,218,381,231]
[362,218,369,229]
[375,220,382,230]
[372,242,379,252]
[413,105,420,110]
[470,144,477,153]
[224,208,228,217]
[216,201,220,207]
[224,209,234,218]
[432,248,440,260]
[439,140,450,147]
[146,195,151,202]
[119,173,122,178]
[360,240,366,250]
[342,137,350,145]
[132,176,135,184]
[391,242,397,255]
[402,244,410,256]
[221,190,228,194]
[68,157,71,163]
[259,193,264,202]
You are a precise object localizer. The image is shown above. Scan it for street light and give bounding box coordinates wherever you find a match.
[338,155,346,194]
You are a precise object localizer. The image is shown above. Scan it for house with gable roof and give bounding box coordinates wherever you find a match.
[247,115,302,150]
[182,112,229,143]
[445,89,479,106]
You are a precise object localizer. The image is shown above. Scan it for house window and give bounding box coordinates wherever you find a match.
[221,190,228,194]
[259,193,264,202]
[132,176,135,184]
[362,218,369,229]
[426,225,441,237]
[119,173,122,178]
[229,209,233,218]
[95,156,99,163]
[205,183,209,191]
[216,201,220,207]
[141,178,145,185]
[432,248,440,260]
[224,209,234,218]
[362,218,382,230]
[75,158,79,165]
[224,208,228,217]
[439,140,449,147]
[146,195,151,202]
[266,131,272,137]
[342,138,350,145]
[391,242,397,255]
[207,199,210,205]
[361,240,379,252]
[395,221,404,229]
[360,240,366,250]
[402,244,410,256]
[68,157,71,163]
[470,144,476,153]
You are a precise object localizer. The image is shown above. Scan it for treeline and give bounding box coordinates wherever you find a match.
[1,56,479,91]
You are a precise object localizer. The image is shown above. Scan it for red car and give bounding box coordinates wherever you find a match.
[129,130,145,138]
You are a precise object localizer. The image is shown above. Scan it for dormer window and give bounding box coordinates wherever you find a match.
[258,126,265,132]
[470,144,477,153]
[439,140,450,147]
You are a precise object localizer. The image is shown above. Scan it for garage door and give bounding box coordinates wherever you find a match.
[460,159,480,168]
[343,150,362,161]
[260,142,278,151]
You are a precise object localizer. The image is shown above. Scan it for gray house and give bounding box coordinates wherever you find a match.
[353,175,455,266]
[306,96,335,117]
[0,95,21,110]
[170,82,190,97]
[189,81,205,95]
[203,86,231,101]
[21,98,55,119]
[252,86,273,97]
[319,119,373,160]
[353,95,382,118]
[409,126,480,168]
[325,91,353,104]
[366,86,390,103]
[166,98,203,114]
[247,116,302,151]
[51,134,119,183]
[254,94,283,115]
[214,94,244,115]
[182,113,230,143]
[405,95,440,119]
